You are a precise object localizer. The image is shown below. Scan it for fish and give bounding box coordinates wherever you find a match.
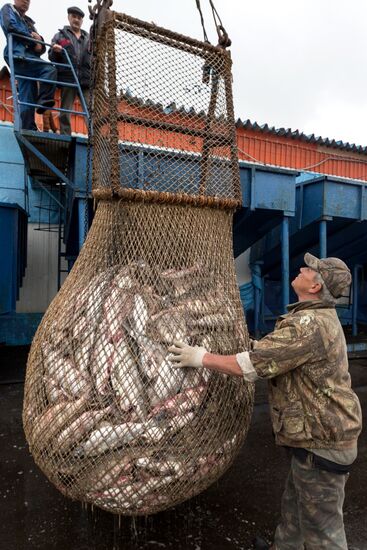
[72,316,89,340]
[148,308,188,344]
[112,267,135,290]
[45,351,90,399]
[166,411,195,432]
[190,312,234,329]
[180,368,209,391]
[85,278,110,322]
[142,412,195,443]
[44,374,68,404]
[74,338,94,374]
[89,481,145,510]
[134,335,167,380]
[160,263,203,298]
[56,407,110,453]
[131,294,148,337]
[74,270,112,318]
[31,395,89,448]
[103,288,135,337]
[84,452,133,491]
[140,425,166,443]
[90,332,114,396]
[43,346,66,378]
[63,359,91,398]
[136,457,191,477]
[110,338,145,413]
[93,475,176,506]
[76,421,146,456]
[149,385,207,419]
[148,359,186,407]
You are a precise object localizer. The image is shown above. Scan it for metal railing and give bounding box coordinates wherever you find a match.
[7,33,89,132]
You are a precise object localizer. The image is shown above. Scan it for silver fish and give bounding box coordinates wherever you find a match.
[136,457,190,477]
[180,368,208,391]
[110,339,145,413]
[74,338,94,374]
[190,312,233,329]
[149,308,187,344]
[85,453,133,492]
[32,395,89,448]
[160,263,203,298]
[148,359,186,407]
[134,335,166,380]
[143,412,195,443]
[45,351,90,399]
[132,294,148,337]
[149,385,207,418]
[85,280,110,322]
[77,421,146,456]
[113,267,134,290]
[72,316,89,340]
[90,481,144,509]
[104,288,134,336]
[56,407,110,452]
[44,374,68,404]
[90,332,114,396]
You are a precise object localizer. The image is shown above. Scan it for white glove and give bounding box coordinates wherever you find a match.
[168,341,207,368]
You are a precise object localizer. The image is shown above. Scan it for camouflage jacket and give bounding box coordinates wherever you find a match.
[250,300,362,450]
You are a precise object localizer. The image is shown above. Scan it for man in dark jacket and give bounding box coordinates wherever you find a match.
[49,6,90,135]
[0,0,57,130]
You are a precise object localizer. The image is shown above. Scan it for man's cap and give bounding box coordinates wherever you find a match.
[304,253,352,298]
[67,6,85,17]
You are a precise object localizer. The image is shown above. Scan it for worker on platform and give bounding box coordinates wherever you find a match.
[48,6,90,135]
[169,253,362,550]
[0,0,57,131]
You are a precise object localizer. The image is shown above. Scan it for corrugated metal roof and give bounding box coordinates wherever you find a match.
[236,118,367,155]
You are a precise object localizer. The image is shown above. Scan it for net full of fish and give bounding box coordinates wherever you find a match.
[22,9,254,515]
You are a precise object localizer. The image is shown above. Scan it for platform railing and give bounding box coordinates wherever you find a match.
[7,33,89,132]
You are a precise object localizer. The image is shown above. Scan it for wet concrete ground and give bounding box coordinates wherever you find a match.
[0,347,366,550]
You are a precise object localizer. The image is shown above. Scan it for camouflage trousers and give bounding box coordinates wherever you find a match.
[273,454,349,550]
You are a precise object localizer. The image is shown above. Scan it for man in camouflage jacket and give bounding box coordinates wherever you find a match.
[169,253,362,550]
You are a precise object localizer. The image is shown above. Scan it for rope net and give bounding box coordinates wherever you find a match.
[23,11,254,516]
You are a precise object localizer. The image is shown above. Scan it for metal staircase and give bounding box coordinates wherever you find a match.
[7,33,90,288]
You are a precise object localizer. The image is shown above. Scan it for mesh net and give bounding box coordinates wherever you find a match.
[23,11,254,516]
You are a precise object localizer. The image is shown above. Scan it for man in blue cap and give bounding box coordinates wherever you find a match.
[0,0,57,130]
[49,6,90,135]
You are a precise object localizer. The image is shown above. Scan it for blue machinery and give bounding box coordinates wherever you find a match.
[247,173,367,347]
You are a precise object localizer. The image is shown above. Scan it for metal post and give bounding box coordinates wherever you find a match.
[281,216,290,312]
[78,198,87,251]
[7,34,21,131]
[319,219,327,258]
[352,264,360,337]
[253,263,262,338]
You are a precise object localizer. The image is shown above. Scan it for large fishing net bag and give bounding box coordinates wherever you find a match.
[23,9,254,515]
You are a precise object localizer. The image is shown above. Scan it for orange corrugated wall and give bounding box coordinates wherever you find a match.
[1,73,367,182]
[236,127,367,181]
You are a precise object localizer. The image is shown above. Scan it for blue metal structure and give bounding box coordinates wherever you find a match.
[232,162,297,333]
[7,34,90,279]
[0,35,91,344]
[250,174,367,343]
[0,202,27,315]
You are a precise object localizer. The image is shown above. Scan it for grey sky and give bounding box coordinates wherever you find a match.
[1,0,366,145]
